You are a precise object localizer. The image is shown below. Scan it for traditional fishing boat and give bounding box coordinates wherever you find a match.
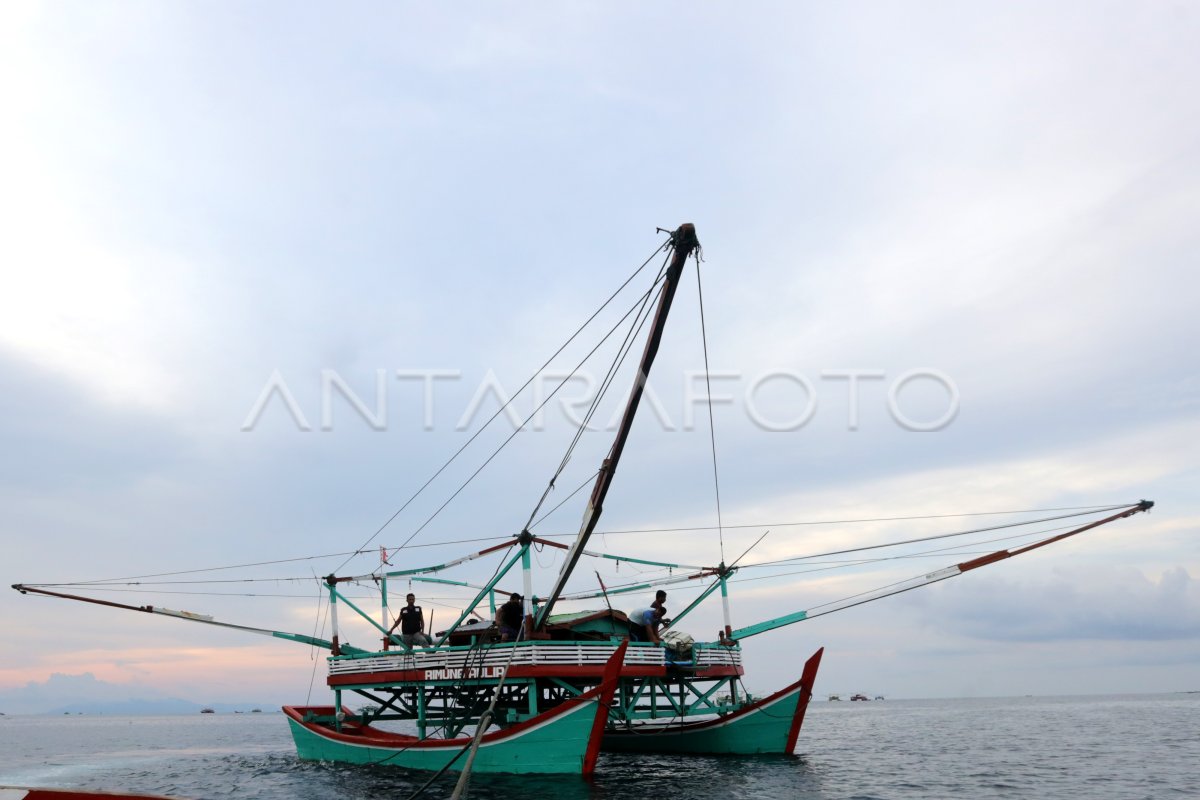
[13,223,1154,777]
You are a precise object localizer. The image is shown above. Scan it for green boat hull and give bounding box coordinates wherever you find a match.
[602,646,823,755]
[285,695,600,774]
[285,641,627,774]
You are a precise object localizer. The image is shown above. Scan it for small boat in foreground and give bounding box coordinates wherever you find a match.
[0,789,184,800]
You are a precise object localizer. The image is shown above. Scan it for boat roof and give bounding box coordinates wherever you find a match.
[547,609,630,626]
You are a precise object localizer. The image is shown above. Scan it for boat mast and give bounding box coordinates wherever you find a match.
[535,223,699,628]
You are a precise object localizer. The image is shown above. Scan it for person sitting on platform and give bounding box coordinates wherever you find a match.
[496,592,525,642]
[398,593,433,648]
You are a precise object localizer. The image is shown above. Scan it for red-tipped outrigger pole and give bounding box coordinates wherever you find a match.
[726,500,1156,642]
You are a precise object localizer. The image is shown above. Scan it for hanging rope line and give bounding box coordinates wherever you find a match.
[555,261,665,470]
[23,516,1111,603]
[40,511,1079,598]
[736,505,1135,569]
[557,521,1071,600]
[304,582,327,704]
[15,504,1150,650]
[21,504,1134,589]
[331,238,672,573]
[694,252,725,563]
[391,270,672,556]
[546,503,1133,536]
[724,504,1153,641]
[730,520,1092,584]
[522,252,670,529]
[528,470,600,530]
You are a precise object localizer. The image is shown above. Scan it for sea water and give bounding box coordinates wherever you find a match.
[0,694,1196,799]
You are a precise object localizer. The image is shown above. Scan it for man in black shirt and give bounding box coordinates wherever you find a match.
[398,593,433,648]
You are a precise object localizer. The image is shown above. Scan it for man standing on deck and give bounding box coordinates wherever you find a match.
[398,593,433,648]
[651,589,668,621]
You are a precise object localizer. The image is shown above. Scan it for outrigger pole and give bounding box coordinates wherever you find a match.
[10,584,372,654]
[535,224,700,629]
[727,500,1155,641]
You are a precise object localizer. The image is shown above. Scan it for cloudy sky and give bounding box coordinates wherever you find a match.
[2,2,1197,710]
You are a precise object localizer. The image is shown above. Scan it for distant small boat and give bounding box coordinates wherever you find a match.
[200,708,215,714]
[874,695,884,700]
[250,709,262,713]
[850,693,870,701]
[827,694,841,701]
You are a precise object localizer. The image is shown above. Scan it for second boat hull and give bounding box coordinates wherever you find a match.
[602,646,823,755]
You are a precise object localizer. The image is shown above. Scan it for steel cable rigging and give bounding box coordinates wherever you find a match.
[330,237,673,573]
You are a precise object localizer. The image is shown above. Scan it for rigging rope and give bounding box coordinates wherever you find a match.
[553,262,665,471]
[304,579,328,704]
[547,503,1133,536]
[694,249,726,564]
[46,515,1074,599]
[332,238,672,573]
[522,252,670,529]
[24,504,1134,588]
[737,505,1135,568]
[730,520,1094,584]
[394,272,672,553]
[528,470,600,530]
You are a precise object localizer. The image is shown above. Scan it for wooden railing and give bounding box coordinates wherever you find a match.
[327,640,741,677]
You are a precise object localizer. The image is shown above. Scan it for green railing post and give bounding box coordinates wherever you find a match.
[328,580,341,655]
[521,543,533,629]
[380,574,390,650]
[719,573,733,639]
